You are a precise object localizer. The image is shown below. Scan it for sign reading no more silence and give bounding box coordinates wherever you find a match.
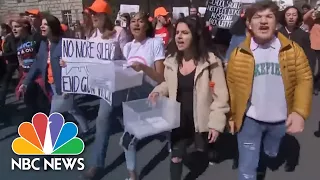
[206,0,242,29]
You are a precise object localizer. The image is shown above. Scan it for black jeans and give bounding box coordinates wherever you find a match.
[313,50,320,90]
[0,63,18,106]
[170,133,208,180]
[23,82,50,121]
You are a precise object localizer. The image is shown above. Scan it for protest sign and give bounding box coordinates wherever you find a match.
[61,38,115,104]
[198,7,207,17]
[61,61,114,104]
[120,4,139,14]
[61,38,143,105]
[62,38,117,61]
[232,0,256,3]
[206,0,242,29]
[172,7,189,19]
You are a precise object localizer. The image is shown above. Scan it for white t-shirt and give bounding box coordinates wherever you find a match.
[246,37,287,122]
[88,28,129,60]
[123,37,165,86]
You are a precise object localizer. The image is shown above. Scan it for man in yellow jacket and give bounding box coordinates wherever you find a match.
[227,1,313,180]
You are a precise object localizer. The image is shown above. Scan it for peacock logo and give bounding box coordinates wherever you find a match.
[12,113,84,155]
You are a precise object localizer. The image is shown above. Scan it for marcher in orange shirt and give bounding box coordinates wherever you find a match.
[154,7,171,46]
[303,5,320,94]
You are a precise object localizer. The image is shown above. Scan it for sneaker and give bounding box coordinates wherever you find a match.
[78,130,90,139]
[257,172,266,180]
[167,142,172,153]
[81,167,103,179]
[284,164,296,172]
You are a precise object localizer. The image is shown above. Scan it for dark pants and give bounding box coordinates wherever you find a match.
[0,59,7,80]
[23,82,50,121]
[0,63,18,106]
[313,50,320,90]
[170,133,208,180]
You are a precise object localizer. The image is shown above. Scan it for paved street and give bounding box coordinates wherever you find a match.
[0,91,320,180]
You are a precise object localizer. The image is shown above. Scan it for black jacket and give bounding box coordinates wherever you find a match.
[279,27,317,64]
[2,34,19,65]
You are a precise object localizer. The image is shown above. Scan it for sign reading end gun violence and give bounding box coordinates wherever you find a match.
[61,38,117,105]
[206,0,242,29]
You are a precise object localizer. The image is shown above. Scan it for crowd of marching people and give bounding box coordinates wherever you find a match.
[0,0,320,179]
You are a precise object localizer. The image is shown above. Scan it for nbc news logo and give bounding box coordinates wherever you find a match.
[11,113,85,171]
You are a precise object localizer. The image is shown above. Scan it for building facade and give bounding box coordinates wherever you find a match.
[0,0,83,24]
[0,0,317,24]
[0,0,207,23]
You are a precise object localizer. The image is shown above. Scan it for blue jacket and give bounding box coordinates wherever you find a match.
[24,38,63,95]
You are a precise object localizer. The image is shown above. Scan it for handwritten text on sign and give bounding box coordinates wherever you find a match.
[61,38,116,104]
[206,0,241,29]
[62,38,116,61]
[61,62,113,104]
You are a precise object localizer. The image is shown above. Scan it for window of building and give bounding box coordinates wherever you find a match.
[61,10,72,25]
[17,0,26,3]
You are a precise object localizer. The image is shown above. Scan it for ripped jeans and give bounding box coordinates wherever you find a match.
[237,116,286,180]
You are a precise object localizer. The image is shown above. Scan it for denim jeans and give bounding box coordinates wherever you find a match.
[237,116,286,180]
[91,99,113,168]
[119,83,166,172]
[91,89,129,168]
[120,131,170,171]
[50,84,88,132]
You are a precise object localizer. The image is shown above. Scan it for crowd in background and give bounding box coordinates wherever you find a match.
[0,0,319,180]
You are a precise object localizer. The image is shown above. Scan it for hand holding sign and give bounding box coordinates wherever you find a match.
[60,59,67,67]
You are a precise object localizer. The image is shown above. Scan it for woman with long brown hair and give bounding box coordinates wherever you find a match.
[150,16,229,179]
[14,18,50,121]
[74,0,131,178]
[82,8,95,39]
[119,11,166,180]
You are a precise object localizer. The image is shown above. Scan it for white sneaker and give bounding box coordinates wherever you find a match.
[167,142,172,153]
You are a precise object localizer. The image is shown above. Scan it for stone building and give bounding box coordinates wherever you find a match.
[0,0,317,24]
[0,0,208,23]
[0,0,83,24]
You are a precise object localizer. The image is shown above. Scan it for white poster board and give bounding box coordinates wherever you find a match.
[232,0,256,3]
[61,38,143,105]
[61,38,116,104]
[198,7,206,17]
[120,4,139,14]
[172,7,189,19]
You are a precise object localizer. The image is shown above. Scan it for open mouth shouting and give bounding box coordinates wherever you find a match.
[259,25,270,33]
